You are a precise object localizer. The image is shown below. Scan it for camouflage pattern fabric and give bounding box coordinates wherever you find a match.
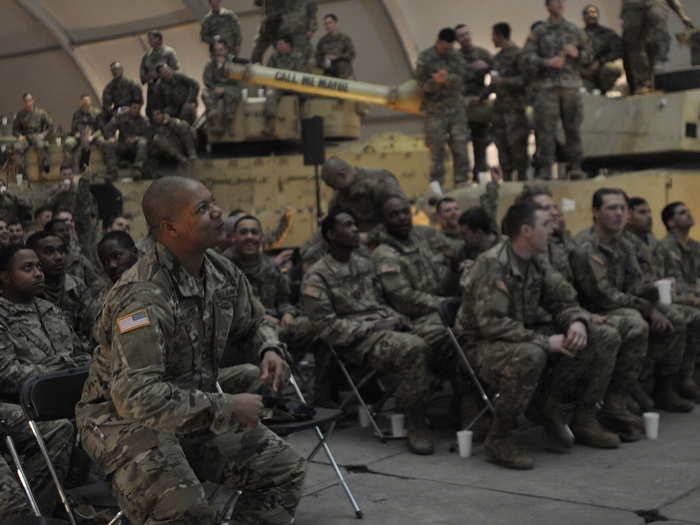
[583,23,623,93]
[12,107,53,172]
[657,232,700,301]
[150,115,197,161]
[264,50,309,126]
[251,0,317,63]
[202,53,242,128]
[153,73,200,125]
[63,106,104,172]
[200,7,242,54]
[140,44,180,117]
[102,76,143,120]
[38,274,89,347]
[101,112,151,173]
[315,31,356,78]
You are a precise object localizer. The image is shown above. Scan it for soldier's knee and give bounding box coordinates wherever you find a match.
[152,484,216,525]
[518,344,548,374]
[590,324,622,351]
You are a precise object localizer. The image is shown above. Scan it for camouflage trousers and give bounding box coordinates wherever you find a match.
[202,87,242,130]
[13,135,51,173]
[466,322,618,420]
[468,120,490,177]
[533,86,583,168]
[0,402,74,521]
[101,139,148,174]
[345,330,435,409]
[645,303,686,379]
[63,133,104,173]
[151,132,196,163]
[493,102,529,181]
[251,18,312,64]
[264,90,298,133]
[603,308,649,393]
[622,4,670,92]
[105,365,306,525]
[162,105,197,127]
[410,312,458,379]
[582,63,623,94]
[324,59,354,80]
[675,303,700,381]
[424,105,471,186]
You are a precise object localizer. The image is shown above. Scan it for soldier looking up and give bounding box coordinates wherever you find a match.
[581,4,623,94]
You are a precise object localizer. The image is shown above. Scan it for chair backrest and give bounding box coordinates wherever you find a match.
[20,367,90,422]
[438,298,462,329]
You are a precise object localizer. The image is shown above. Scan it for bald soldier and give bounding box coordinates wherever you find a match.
[76,176,306,525]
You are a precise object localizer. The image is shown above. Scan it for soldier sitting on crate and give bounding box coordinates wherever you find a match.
[202,39,242,135]
[149,109,198,168]
[12,93,54,175]
[264,36,309,136]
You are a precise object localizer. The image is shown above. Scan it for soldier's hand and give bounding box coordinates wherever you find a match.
[548,334,574,357]
[591,314,609,325]
[564,321,588,352]
[649,308,673,333]
[546,55,566,69]
[280,312,295,330]
[230,393,264,428]
[260,350,290,392]
[471,59,489,70]
[682,16,694,29]
[563,44,579,58]
[432,70,449,83]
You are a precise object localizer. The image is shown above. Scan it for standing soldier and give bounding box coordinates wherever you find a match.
[252,0,317,64]
[63,94,103,174]
[456,24,493,181]
[622,0,693,94]
[200,0,242,55]
[522,0,592,180]
[415,28,470,190]
[12,93,53,174]
[264,36,309,135]
[252,0,288,63]
[139,30,180,117]
[315,13,356,79]
[102,62,143,122]
[581,4,623,94]
[490,22,529,181]
[203,40,242,134]
[101,101,151,177]
[150,108,198,166]
[153,64,200,125]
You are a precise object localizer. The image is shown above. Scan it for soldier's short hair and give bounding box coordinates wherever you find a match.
[493,23,511,40]
[531,20,545,32]
[233,214,262,232]
[438,28,457,43]
[502,202,539,238]
[514,185,552,206]
[34,206,51,220]
[324,13,338,22]
[98,230,136,251]
[7,218,21,227]
[43,219,68,235]
[628,197,648,211]
[582,4,599,15]
[436,197,457,214]
[110,61,122,69]
[0,244,29,272]
[661,202,685,230]
[278,35,294,46]
[26,230,64,251]
[592,188,627,210]
[148,30,163,40]
[459,207,495,234]
[22,92,32,101]
[321,207,357,243]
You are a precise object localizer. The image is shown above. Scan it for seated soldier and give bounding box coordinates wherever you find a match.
[202,39,242,134]
[456,203,621,470]
[264,36,309,135]
[424,197,464,258]
[44,218,101,288]
[0,219,9,246]
[154,64,200,126]
[303,207,437,454]
[63,94,104,174]
[458,206,501,264]
[0,244,88,520]
[150,108,197,166]
[571,189,693,437]
[101,101,151,178]
[12,93,53,174]
[26,231,88,343]
[7,220,24,244]
[103,214,131,234]
[76,176,305,525]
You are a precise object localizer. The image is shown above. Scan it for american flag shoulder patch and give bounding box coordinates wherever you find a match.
[117,309,151,334]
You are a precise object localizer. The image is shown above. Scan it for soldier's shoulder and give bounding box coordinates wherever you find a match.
[34,296,65,318]
[372,242,401,261]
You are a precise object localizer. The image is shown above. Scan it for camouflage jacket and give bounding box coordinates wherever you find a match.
[200,7,242,51]
[372,228,458,319]
[76,238,282,474]
[657,232,700,298]
[315,32,356,66]
[329,167,404,233]
[571,227,656,314]
[302,252,399,348]
[70,106,103,137]
[230,252,297,318]
[585,24,623,65]
[543,235,575,283]
[102,76,143,116]
[154,73,200,110]
[79,280,110,346]
[522,17,592,89]
[423,227,464,259]
[151,116,193,143]
[0,192,32,224]
[103,112,151,143]
[491,44,527,107]
[12,108,53,137]
[0,297,87,397]
[280,0,318,33]
[40,273,87,336]
[254,0,287,18]
[139,45,180,84]
[203,54,240,89]
[623,230,663,280]
[415,46,468,114]
[267,50,308,72]
[460,45,494,97]
[456,240,589,348]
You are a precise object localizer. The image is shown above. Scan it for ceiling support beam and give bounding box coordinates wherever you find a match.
[379,0,418,70]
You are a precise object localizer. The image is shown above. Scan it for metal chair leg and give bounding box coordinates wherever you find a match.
[107,510,124,525]
[446,328,497,415]
[5,435,42,517]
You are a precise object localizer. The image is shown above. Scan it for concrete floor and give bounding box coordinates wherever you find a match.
[287,409,700,525]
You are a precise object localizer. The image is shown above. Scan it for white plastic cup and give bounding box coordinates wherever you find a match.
[477,171,491,186]
[391,414,406,438]
[429,180,443,195]
[457,430,473,458]
[655,279,673,305]
[643,412,660,440]
[358,405,371,428]
[242,88,248,100]
[15,174,23,186]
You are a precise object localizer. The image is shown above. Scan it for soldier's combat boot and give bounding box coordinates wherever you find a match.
[540,394,574,449]
[630,382,655,413]
[406,405,434,455]
[484,416,533,470]
[571,407,620,449]
[655,375,694,413]
[677,375,700,402]
[600,391,644,442]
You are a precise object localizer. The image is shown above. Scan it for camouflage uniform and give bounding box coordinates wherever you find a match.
[153,73,200,125]
[315,31,356,78]
[140,44,180,117]
[264,50,309,132]
[76,238,306,525]
[79,279,110,346]
[101,112,151,175]
[461,45,493,178]
[63,105,104,173]
[583,23,623,93]
[416,46,471,186]
[545,234,575,283]
[0,191,32,224]
[252,0,317,63]
[423,227,464,260]
[150,115,197,163]
[102,75,143,121]
[12,107,53,174]
[202,53,242,131]
[491,44,529,181]
[302,252,435,409]
[522,17,592,173]
[200,6,242,54]
[66,247,102,290]
[40,273,88,341]
[456,242,618,427]
[0,297,86,519]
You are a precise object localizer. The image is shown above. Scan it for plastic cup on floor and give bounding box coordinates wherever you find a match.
[643,412,660,439]
[358,405,371,428]
[457,430,473,458]
[391,414,406,438]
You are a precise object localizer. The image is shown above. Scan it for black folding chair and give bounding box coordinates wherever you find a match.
[438,298,498,429]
